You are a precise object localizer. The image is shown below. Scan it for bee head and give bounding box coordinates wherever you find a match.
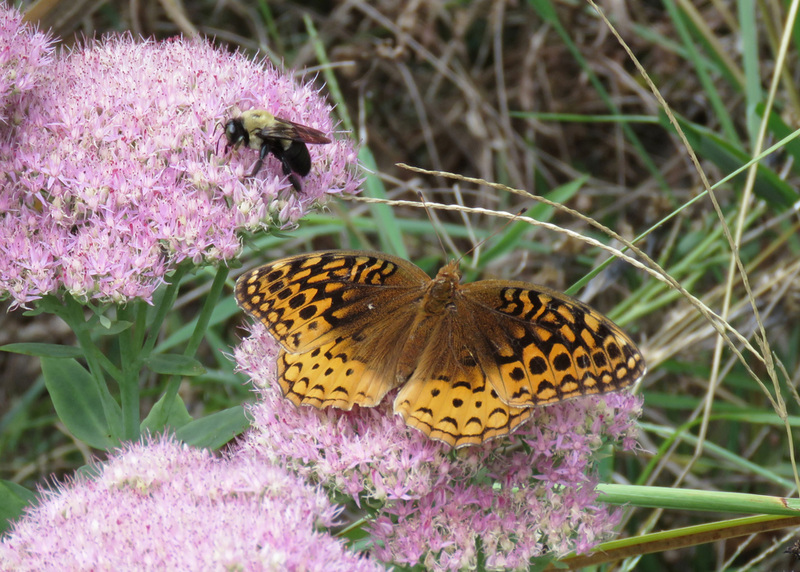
[223,117,249,151]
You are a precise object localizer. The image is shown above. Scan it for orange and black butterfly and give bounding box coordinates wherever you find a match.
[236,250,646,448]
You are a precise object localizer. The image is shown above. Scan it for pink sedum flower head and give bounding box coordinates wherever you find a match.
[0,436,382,572]
[0,3,54,124]
[235,321,643,571]
[0,34,360,307]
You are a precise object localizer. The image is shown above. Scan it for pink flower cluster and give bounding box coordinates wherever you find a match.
[1,319,641,570]
[0,29,360,307]
[235,322,643,571]
[0,4,53,123]
[0,437,382,571]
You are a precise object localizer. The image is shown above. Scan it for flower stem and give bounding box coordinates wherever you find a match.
[159,264,230,424]
[59,295,123,439]
[117,303,142,440]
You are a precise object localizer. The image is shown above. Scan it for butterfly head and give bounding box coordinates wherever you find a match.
[424,260,462,314]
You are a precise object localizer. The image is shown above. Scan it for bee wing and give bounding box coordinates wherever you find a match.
[256,118,331,145]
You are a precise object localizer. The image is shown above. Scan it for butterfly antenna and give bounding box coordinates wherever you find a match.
[457,206,527,267]
[416,190,450,261]
[416,190,528,269]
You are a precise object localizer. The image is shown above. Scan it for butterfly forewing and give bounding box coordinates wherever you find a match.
[235,251,430,352]
[456,281,646,407]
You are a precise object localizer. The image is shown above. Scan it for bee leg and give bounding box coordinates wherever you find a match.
[248,158,264,178]
[287,172,303,192]
[247,144,270,178]
[274,153,303,192]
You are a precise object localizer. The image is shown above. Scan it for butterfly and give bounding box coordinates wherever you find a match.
[235,250,646,448]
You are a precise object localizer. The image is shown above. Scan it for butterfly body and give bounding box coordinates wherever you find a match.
[236,250,645,448]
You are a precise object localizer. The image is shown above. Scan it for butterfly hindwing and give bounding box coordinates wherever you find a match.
[278,310,420,409]
[393,312,535,448]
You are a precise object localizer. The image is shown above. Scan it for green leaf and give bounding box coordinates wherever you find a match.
[76,463,103,481]
[175,406,249,449]
[144,354,206,376]
[141,393,193,433]
[755,103,800,171]
[526,0,558,23]
[95,320,133,336]
[359,147,407,257]
[157,298,240,353]
[664,114,798,209]
[41,357,115,449]
[1,343,83,358]
[476,178,585,271]
[0,481,37,534]
[597,484,800,516]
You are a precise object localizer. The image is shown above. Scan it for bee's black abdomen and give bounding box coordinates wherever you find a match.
[282,142,312,176]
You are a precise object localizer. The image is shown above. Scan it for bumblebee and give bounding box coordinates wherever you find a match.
[223,110,331,191]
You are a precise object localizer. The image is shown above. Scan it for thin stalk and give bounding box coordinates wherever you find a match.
[117,303,141,441]
[159,264,229,425]
[59,295,123,439]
